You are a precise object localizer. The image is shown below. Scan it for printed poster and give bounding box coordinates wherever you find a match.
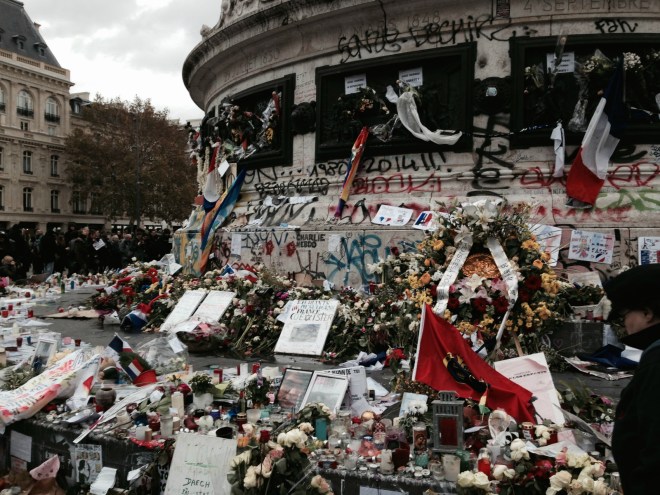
[274,299,339,356]
[73,444,102,485]
[568,230,614,264]
[529,224,562,267]
[638,236,660,265]
[372,205,414,227]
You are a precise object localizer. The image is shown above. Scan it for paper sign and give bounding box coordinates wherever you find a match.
[372,205,414,226]
[412,211,439,231]
[322,366,368,403]
[218,159,230,177]
[92,239,106,251]
[568,230,615,264]
[328,234,342,253]
[231,234,242,255]
[274,299,339,356]
[161,290,207,333]
[638,236,660,265]
[345,73,367,95]
[192,290,235,324]
[493,353,564,425]
[529,224,562,267]
[546,51,575,74]
[10,430,32,461]
[399,67,423,87]
[164,434,235,495]
[73,444,103,484]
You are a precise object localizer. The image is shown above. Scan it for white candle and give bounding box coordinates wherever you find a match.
[171,391,185,419]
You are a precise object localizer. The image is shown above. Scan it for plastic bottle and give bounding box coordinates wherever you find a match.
[60,278,66,294]
[238,390,247,414]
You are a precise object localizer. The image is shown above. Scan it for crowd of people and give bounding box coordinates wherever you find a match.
[0,224,172,282]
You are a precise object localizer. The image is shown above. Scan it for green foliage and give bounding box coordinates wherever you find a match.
[188,373,214,395]
[65,96,196,225]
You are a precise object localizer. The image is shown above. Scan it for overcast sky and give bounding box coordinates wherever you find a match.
[23,0,220,123]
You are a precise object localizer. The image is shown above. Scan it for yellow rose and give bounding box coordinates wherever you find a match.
[433,239,444,250]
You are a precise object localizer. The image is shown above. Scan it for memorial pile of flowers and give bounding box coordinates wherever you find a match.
[369,200,568,359]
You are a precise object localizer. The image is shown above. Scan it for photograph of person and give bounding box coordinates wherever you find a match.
[276,369,313,410]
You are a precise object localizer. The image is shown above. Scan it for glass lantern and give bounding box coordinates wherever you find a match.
[431,391,464,453]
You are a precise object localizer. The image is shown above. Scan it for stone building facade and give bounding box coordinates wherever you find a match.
[180,0,660,287]
[0,0,108,233]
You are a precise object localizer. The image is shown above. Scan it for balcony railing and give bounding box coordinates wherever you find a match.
[17,107,34,118]
[45,113,60,123]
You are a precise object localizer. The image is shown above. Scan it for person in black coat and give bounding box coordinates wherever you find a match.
[606,263,660,495]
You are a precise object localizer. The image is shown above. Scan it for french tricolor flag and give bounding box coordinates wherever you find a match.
[105,334,132,358]
[123,358,145,382]
[566,61,627,207]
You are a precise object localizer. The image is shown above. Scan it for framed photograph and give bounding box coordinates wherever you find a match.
[32,337,57,373]
[299,371,349,412]
[275,368,314,411]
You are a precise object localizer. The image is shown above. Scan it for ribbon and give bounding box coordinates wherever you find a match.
[432,234,473,316]
[486,237,519,343]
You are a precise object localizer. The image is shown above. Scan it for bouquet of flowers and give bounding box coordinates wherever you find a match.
[227,424,324,494]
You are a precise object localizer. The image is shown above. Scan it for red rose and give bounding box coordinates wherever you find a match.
[519,289,530,303]
[524,274,542,291]
[429,284,437,298]
[471,297,489,314]
[493,296,509,315]
[447,297,460,310]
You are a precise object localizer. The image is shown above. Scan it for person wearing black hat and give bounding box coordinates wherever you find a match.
[606,263,660,494]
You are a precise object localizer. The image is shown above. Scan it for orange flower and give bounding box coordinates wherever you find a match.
[419,272,432,286]
[424,258,432,267]
[533,259,544,270]
[433,239,444,250]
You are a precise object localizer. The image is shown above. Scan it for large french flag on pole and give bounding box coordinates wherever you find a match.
[566,61,627,207]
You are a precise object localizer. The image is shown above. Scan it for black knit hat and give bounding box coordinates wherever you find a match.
[604,264,660,319]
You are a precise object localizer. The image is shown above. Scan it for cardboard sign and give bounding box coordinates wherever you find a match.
[274,300,339,356]
[639,236,660,265]
[161,290,207,333]
[164,433,235,495]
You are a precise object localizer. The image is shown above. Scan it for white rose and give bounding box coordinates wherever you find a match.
[230,450,252,469]
[456,470,475,488]
[277,432,289,447]
[298,422,314,434]
[547,471,572,495]
[567,479,585,494]
[592,478,608,495]
[511,448,529,462]
[510,438,526,451]
[492,464,509,481]
[472,471,491,490]
[243,465,263,489]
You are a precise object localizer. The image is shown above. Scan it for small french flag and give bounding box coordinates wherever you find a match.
[105,334,132,358]
[123,358,144,382]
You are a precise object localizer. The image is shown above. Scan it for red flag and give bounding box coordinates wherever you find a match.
[413,305,536,423]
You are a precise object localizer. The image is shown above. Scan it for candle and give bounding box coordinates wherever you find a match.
[380,449,394,475]
[171,391,185,419]
[442,454,461,482]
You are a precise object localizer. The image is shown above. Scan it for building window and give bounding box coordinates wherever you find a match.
[71,100,81,114]
[23,187,33,212]
[45,97,60,123]
[72,191,86,214]
[51,190,60,212]
[17,91,33,118]
[0,87,5,112]
[205,74,295,169]
[510,33,660,147]
[20,121,29,131]
[90,192,102,215]
[0,186,4,211]
[50,155,59,176]
[0,147,3,171]
[315,45,475,160]
[22,151,32,174]
[14,36,25,50]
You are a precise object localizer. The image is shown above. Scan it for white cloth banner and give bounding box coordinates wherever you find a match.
[433,234,473,316]
[551,122,565,178]
[487,237,519,342]
[396,91,462,146]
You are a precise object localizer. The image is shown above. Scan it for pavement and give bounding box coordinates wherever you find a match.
[30,286,632,405]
